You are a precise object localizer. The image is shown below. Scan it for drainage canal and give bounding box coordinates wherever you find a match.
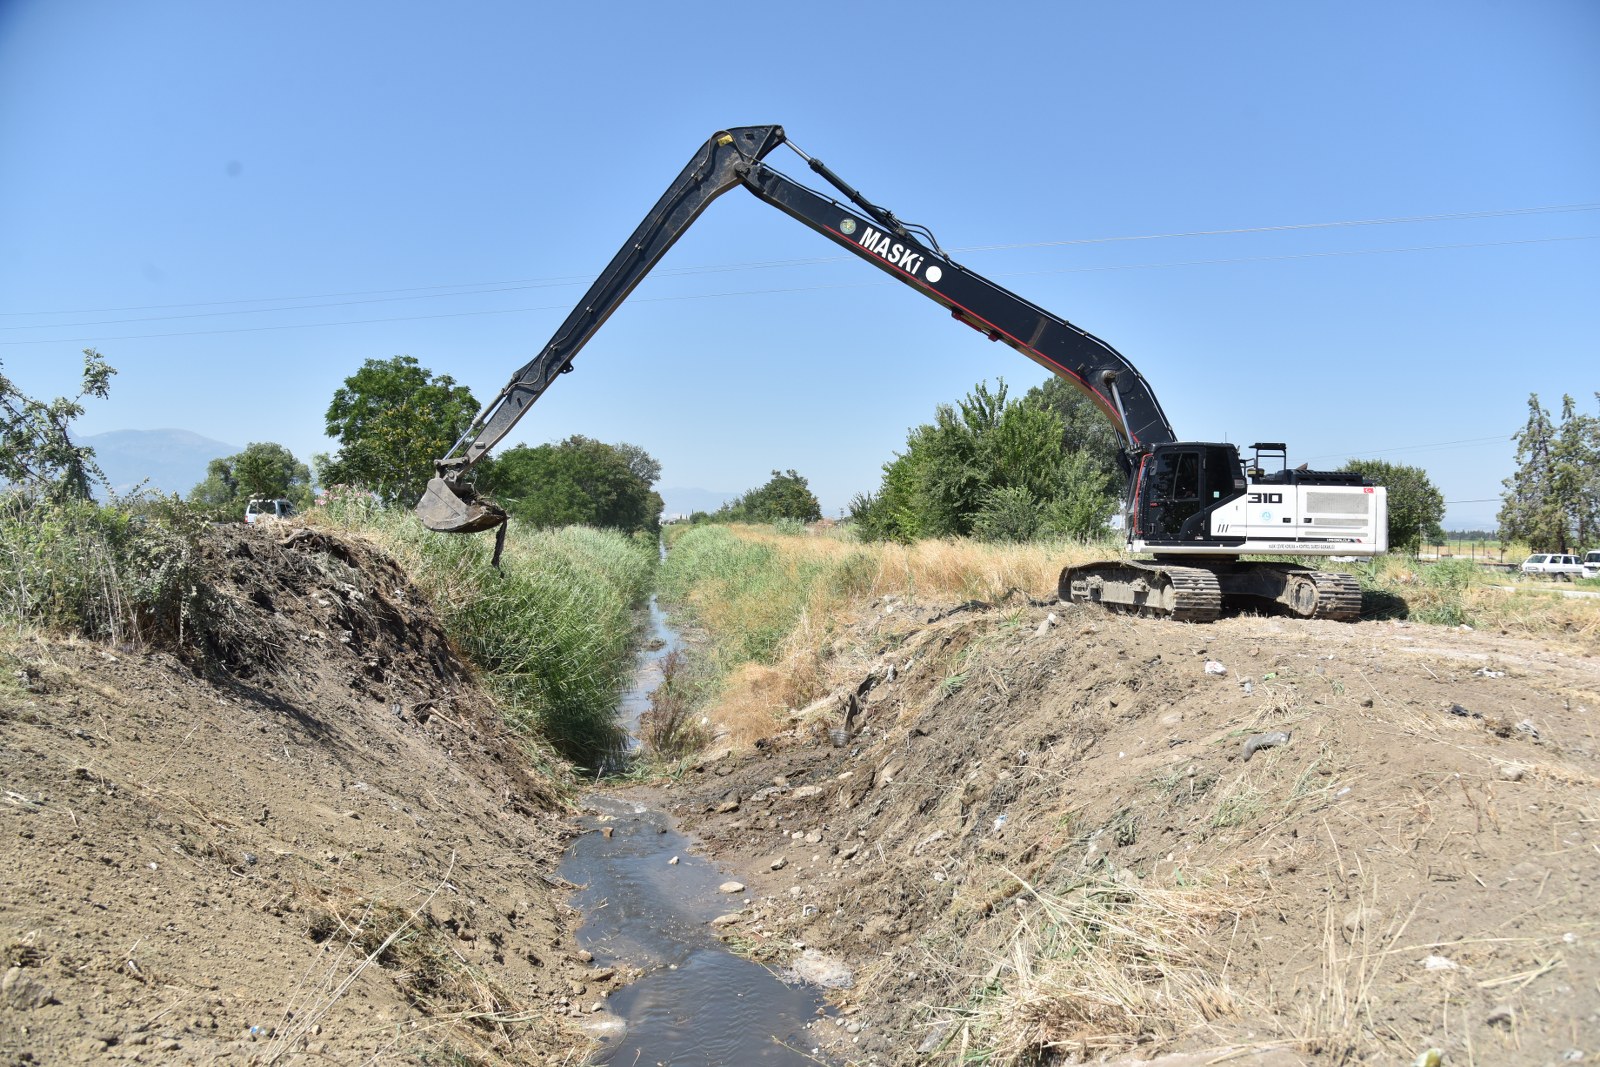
[556,594,836,1064]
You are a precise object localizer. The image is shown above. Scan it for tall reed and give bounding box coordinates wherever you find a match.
[316,502,656,770]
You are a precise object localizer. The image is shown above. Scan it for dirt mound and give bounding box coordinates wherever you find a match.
[0,524,593,1064]
[652,599,1600,1065]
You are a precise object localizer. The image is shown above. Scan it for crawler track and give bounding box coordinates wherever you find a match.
[1061,560,1364,622]
[1060,561,1223,623]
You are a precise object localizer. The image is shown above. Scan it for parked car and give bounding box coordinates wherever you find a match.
[1583,550,1600,580]
[244,498,296,524]
[1521,553,1584,580]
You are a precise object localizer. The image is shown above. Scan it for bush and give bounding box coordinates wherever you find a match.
[0,492,211,650]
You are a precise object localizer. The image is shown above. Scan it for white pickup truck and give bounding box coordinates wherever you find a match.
[1521,553,1585,579]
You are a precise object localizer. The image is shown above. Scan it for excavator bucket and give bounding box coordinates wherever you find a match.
[416,477,508,534]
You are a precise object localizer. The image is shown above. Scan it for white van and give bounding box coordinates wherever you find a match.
[1583,551,1600,580]
[244,498,295,524]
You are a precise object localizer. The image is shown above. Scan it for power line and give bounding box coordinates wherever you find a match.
[2,201,1594,319]
[1302,433,1513,464]
[4,234,1596,347]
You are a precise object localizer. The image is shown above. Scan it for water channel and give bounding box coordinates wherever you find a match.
[556,595,837,1064]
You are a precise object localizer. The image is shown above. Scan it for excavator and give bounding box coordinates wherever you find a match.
[416,125,1387,622]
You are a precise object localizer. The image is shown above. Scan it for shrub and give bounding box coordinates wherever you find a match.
[0,492,212,650]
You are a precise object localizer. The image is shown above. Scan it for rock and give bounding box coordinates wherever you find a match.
[791,785,825,801]
[770,856,787,870]
[1204,660,1227,676]
[711,913,742,927]
[1242,731,1291,761]
[718,881,746,894]
[1486,1004,1514,1027]
[1499,764,1526,782]
[917,1020,954,1054]
[1420,954,1457,970]
[668,856,679,865]
[715,791,741,814]
[0,966,56,1010]
[804,830,822,844]
[576,949,594,963]
[792,949,854,989]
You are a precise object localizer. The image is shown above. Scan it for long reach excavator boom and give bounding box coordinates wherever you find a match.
[418,125,1386,622]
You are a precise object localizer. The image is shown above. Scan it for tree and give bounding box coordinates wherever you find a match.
[189,442,313,519]
[716,470,822,523]
[1023,375,1122,484]
[1498,393,1600,552]
[316,356,479,504]
[0,350,113,503]
[478,436,662,534]
[1342,458,1444,554]
[850,379,1117,543]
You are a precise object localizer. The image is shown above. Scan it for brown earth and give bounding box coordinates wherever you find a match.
[0,526,599,1066]
[640,596,1600,1066]
[4,525,1598,1067]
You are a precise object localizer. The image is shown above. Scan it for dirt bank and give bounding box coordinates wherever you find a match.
[644,597,1599,1065]
[0,526,596,1065]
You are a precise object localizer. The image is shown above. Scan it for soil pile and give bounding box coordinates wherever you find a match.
[0,525,595,1065]
[651,598,1600,1065]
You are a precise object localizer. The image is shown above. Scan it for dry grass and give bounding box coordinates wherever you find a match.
[943,871,1255,1063]
[668,526,1109,750]
[270,861,570,1066]
[712,661,797,749]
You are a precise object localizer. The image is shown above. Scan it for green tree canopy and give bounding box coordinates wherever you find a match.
[189,442,313,519]
[851,379,1116,543]
[716,469,823,524]
[316,356,479,504]
[1498,393,1599,553]
[1022,375,1123,484]
[0,350,113,503]
[478,436,662,534]
[1341,458,1444,554]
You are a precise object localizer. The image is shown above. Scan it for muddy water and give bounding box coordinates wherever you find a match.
[557,595,834,1064]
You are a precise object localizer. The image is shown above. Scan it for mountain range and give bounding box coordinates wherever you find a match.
[82,428,239,497]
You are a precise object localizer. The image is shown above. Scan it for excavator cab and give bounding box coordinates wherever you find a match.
[1135,442,1246,542]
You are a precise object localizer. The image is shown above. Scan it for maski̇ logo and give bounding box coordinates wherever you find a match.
[857,226,924,276]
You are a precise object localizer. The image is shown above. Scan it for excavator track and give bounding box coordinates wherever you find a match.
[1061,561,1364,622]
[1300,568,1364,621]
[1059,561,1223,623]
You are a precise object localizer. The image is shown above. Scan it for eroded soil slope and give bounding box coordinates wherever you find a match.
[651,599,1599,1065]
[1,526,595,1065]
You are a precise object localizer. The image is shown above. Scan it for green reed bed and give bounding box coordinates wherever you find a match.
[318,501,656,770]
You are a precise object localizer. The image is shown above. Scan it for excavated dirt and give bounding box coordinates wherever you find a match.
[638,598,1600,1066]
[0,525,598,1065]
[4,525,1599,1067]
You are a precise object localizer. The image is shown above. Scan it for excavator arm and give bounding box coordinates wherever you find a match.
[418,124,1175,534]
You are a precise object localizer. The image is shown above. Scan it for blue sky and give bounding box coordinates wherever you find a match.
[1,0,1596,527]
